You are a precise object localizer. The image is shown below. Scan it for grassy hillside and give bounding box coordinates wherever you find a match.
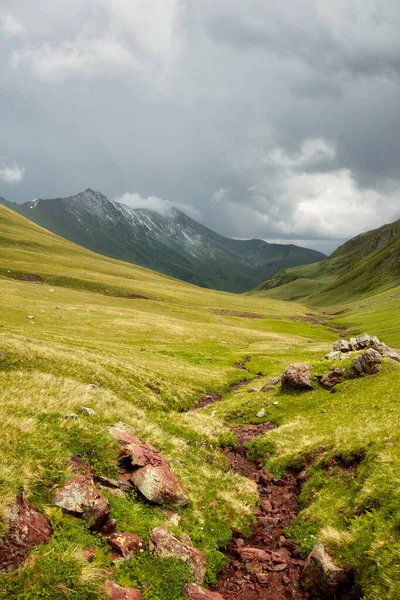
[253,218,400,305]
[0,205,400,599]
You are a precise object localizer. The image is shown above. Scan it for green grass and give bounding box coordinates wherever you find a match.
[0,204,400,599]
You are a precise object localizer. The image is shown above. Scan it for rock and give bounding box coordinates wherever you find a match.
[107,532,145,560]
[247,388,257,393]
[185,583,225,600]
[261,384,274,392]
[350,348,382,377]
[54,456,110,531]
[238,547,270,562]
[372,340,400,362]
[301,542,351,596]
[53,305,65,310]
[256,408,266,418]
[349,337,358,350]
[332,340,352,352]
[149,526,206,584]
[356,333,372,348]
[27,315,34,319]
[0,494,52,572]
[64,413,78,419]
[104,580,144,600]
[324,351,344,361]
[268,376,281,385]
[317,368,345,390]
[108,426,190,507]
[88,382,101,389]
[281,363,313,391]
[79,407,96,416]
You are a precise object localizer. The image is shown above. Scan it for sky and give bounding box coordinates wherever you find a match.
[1,1,400,254]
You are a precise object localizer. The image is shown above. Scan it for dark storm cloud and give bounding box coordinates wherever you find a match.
[0,0,400,254]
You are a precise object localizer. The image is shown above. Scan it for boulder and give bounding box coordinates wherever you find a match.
[108,426,190,507]
[107,532,145,560]
[372,340,400,362]
[301,542,350,596]
[0,493,52,572]
[356,333,372,348]
[349,337,358,350]
[104,580,144,600]
[281,364,313,391]
[54,456,110,531]
[317,368,345,391]
[350,348,382,377]
[332,340,352,353]
[185,583,225,600]
[256,408,266,418]
[149,526,206,584]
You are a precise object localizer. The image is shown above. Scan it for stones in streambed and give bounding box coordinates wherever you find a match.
[149,526,207,584]
[53,456,110,531]
[185,583,225,599]
[108,425,190,507]
[281,363,313,391]
[0,493,52,572]
[301,542,351,597]
[105,580,144,600]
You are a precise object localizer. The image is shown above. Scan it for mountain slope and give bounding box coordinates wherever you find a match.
[1,189,325,293]
[253,218,400,305]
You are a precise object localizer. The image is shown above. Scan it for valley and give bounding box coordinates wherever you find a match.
[0,204,400,600]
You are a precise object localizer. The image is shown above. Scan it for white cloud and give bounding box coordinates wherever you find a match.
[267,138,336,169]
[115,192,202,221]
[0,13,25,37]
[210,138,400,243]
[210,187,229,206]
[12,34,138,82]
[0,159,25,183]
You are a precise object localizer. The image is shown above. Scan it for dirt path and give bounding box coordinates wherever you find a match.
[216,423,309,600]
[192,358,354,599]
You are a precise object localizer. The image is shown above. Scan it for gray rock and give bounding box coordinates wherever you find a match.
[256,408,266,418]
[64,413,79,420]
[332,340,352,352]
[350,348,382,377]
[301,542,351,596]
[79,407,96,416]
[372,341,400,363]
[356,333,372,348]
[324,351,344,361]
[349,337,358,350]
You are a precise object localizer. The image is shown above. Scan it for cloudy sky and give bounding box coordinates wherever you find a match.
[1,0,400,254]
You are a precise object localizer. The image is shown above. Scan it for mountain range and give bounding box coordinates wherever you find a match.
[0,189,325,293]
[254,217,400,304]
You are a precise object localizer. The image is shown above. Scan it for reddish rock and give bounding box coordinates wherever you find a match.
[185,583,225,599]
[149,526,206,584]
[105,579,144,600]
[317,368,345,390]
[281,364,313,391]
[301,542,351,596]
[237,547,270,562]
[54,456,110,531]
[108,426,190,507]
[0,493,52,572]
[107,531,145,560]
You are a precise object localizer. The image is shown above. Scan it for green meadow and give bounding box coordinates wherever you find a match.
[0,205,399,599]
